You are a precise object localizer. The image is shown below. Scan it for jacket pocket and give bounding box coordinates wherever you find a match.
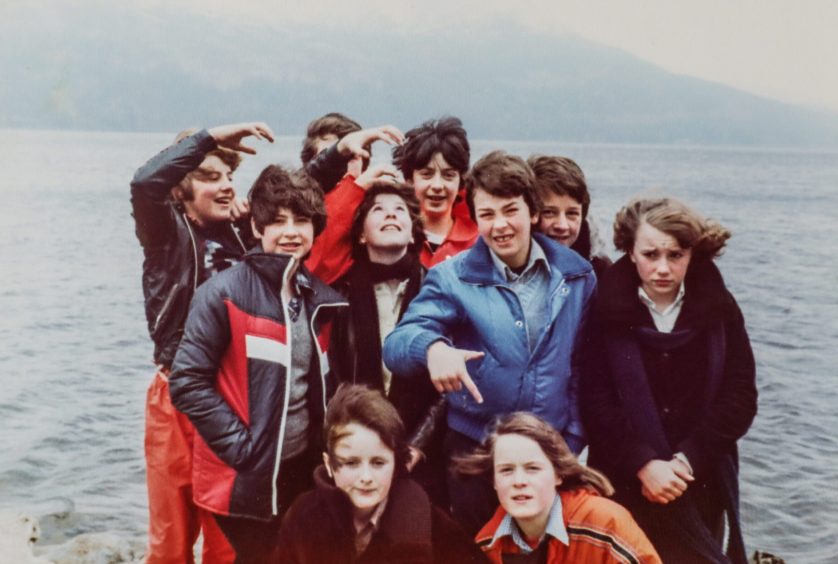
[451,353,513,415]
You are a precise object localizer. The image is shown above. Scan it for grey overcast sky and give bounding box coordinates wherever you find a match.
[11,0,838,114]
[128,0,836,113]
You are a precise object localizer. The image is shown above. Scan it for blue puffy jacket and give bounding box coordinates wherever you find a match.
[382,233,596,453]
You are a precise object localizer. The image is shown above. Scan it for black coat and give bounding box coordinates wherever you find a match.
[130,130,250,367]
[276,466,486,564]
[131,130,348,367]
[581,254,757,563]
[330,267,442,449]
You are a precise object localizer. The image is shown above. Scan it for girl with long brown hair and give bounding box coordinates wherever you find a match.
[456,412,660,563]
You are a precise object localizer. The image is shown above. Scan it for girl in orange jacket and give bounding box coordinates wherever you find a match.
[456,412,661,564]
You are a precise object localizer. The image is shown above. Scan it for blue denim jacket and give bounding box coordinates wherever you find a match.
[382,233,596,452]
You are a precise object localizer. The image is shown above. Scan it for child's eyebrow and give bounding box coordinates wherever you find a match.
[193,167,220,178]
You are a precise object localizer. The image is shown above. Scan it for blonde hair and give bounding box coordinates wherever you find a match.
[170,128,242,203]
[613,197,730,258]
[454,412,614,497]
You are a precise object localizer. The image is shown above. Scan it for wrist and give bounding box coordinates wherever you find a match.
[427,339,448,356]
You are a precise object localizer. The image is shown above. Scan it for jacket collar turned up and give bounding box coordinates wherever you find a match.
[595,253,737,332]
[244,246,348,313]
[456,232,593,287]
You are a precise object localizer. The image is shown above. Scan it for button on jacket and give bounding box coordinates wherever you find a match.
[382,233,596,452]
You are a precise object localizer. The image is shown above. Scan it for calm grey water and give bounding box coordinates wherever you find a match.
[1,129,836,562]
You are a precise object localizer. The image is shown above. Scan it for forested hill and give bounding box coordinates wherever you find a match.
[3,2,838,148]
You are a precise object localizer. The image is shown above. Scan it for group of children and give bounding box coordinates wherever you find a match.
[131,113,756,563]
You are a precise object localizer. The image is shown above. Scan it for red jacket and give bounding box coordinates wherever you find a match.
[306,177,478,281]
[306,175,365,285]
[420,204,478,269]
[475,489,661,564]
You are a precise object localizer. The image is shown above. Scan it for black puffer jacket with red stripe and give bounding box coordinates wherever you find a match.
[169,248,347,520]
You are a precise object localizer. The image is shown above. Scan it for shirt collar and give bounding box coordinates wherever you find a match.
[354,497,389,555]
[489,238,551,282]
[490,495,568,554]
[368,496,388,529]
[637,282,685,315]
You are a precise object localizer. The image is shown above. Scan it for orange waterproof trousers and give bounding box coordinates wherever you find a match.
[145,369,235,564]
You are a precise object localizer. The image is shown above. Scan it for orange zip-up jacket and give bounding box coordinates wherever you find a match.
[476,489,662,564]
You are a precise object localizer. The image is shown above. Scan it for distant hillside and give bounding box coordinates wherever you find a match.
[2,2,838,147]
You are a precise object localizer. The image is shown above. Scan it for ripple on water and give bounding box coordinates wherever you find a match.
[3,134,838,562]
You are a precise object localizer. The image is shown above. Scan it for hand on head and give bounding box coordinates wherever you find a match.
[338,125,405,160]
[355,164,401,190]
[208,122,275,154]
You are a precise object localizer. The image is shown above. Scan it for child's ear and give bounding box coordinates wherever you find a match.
[251,218,262,240]
[322,452,333,478]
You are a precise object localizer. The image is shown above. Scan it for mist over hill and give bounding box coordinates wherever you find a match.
[3,2,838,147]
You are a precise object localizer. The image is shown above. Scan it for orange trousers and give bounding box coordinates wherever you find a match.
[145,370,235,564]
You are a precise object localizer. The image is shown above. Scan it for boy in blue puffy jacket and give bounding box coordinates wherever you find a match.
[382,150,596,535]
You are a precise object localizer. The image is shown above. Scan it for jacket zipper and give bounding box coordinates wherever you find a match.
[309,301,349,413]
[152,282,181,335]
[183,212,199,290]
[270,257,296,516]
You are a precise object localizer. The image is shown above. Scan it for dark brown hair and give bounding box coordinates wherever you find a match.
[300,112,362,166]
[349,183,425,260]
[613,196,730,258]
[248,165,327,236]
[454,412,614,497]
[527,155,590,219]
[466,150,539,219]
[392,116,470,182]
[324,384,409,475]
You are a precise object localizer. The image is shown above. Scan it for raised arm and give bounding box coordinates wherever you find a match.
[131,122,274,248]
[130,129,216,248]
[306,164,401,284]
[305,125,404,193]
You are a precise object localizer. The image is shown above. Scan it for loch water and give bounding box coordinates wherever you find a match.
[0,129,836,562]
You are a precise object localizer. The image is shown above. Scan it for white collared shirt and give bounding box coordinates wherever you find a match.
[637,283,686,333]
[374,279,410,394]
[490,494,569,554]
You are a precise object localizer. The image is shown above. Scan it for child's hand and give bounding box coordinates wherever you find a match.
[355,164,400,190]
[230,197,250,221]
[337,125,404,159]
[426,341,484,404]
[637,459,694,504]
[406,447,424,471]
[208,122,275,154]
